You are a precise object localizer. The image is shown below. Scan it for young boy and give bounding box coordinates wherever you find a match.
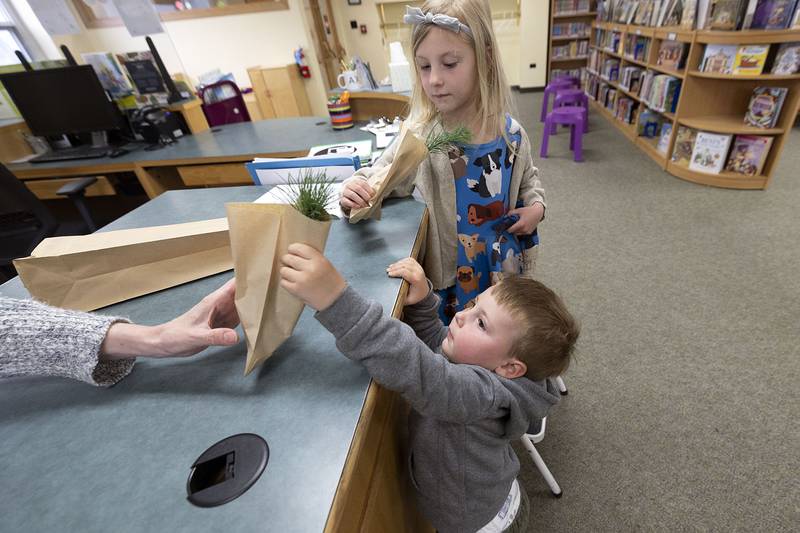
[280,244,579,533]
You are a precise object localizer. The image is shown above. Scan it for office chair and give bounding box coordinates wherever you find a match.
[0,163,97,278]
[519,417,562,497]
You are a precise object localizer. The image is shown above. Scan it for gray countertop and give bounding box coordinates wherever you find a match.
[7,117,375,173]
[0,187,424,532]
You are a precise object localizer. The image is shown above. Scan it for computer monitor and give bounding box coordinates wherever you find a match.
[0,65,124,137]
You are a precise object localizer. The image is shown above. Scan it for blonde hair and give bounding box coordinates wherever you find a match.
[406,0,515,142]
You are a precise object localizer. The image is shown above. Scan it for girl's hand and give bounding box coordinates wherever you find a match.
[280,243,347,311]
[340,179,375,210]
[387,257,429,306]
[507,202,544,235]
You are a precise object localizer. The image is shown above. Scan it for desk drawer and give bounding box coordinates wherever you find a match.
[25,177,115,200]
[177,164,252,186]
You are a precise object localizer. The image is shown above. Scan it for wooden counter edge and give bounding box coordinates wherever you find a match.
[324,209,432,533]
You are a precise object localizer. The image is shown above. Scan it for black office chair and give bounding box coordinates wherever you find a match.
[0,163,98,279]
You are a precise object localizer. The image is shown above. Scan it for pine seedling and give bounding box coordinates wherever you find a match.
[284,168,338,222]
[425,126,472,154]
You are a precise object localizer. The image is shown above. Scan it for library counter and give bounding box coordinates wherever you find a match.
[7,117,375,199]
[0,187,431,532]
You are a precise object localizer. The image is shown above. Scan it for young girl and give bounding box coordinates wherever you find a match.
[340,0,546,325]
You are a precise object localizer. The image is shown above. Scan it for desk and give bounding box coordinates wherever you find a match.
[0,187,431,532]
[7,118,374,199]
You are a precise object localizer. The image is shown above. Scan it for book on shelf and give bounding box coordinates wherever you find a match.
[793,2,800,26]
[656,123,673,154]
[725,134,773,175]
[621,66,645,91]
[681,0,699,27]
[689,131,733,174]
[750,0,798,29]
[770,42,800,74]
[660,0,684,25]
[637,109,663,136]
[624,34,650,61]
[555,0,592,15]
[671,126,698,164]
[732,44,770,75]
[706,0,746,30]
[696,0,713,27]
[741,0,760,27]
[657,41,686,71]
[744,86,787,128]
[701,44,738,74]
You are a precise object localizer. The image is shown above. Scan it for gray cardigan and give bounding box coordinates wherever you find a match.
[0,296,134,386]
[316,285,561,533]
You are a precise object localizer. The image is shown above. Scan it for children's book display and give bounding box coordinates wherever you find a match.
[657,41,687,71]
[771,42,800,74]
[724,134,773,175]
[689,131,733,173]
[732,44,770,75]
[671,126,698,164]
[701,44,738,74]
[599,0,800,28]
[744,86,787,128]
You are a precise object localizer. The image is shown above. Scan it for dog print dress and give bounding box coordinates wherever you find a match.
[437,116,539,324]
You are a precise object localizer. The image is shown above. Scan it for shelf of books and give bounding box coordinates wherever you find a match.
[549,0,598,81]
[584,0,800,190]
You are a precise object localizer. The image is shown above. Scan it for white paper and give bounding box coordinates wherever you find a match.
[112,0,163,37]
[254,183,344,219]
[28,0,81,36]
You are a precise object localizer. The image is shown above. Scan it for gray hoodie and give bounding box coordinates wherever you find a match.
[316,285,561,533]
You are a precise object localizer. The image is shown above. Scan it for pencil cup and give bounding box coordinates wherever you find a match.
[328,102,354,130]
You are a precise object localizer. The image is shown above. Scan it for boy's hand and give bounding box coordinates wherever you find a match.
[280,243,347,311]
[387,257,429,306]
[340,179,374,210]
[507,202,544,235]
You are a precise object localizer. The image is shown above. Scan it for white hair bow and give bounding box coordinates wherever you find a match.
[403,5,472,37]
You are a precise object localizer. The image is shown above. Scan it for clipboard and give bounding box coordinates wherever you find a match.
[245,154,361,186]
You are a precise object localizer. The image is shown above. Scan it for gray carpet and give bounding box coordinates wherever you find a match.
[510,91,799,531]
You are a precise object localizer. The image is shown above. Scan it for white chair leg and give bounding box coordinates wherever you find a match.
[520,436,562,497]
[555,376,568,395]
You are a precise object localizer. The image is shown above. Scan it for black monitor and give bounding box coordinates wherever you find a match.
[0,65,124,137]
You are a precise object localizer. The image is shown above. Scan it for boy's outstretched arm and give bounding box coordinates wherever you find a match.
[387,257,447,352]
[280,244,500,424]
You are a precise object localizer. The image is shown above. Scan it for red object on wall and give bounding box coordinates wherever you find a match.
[360,24,367,34]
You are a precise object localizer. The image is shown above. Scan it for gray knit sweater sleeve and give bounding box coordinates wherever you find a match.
[0,296,135,386]
[316,286,502,423]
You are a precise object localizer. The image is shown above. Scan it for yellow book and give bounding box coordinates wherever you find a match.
[732,44,770,76]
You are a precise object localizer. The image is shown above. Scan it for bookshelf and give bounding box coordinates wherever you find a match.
[584,21,800,190]
[548,1,597,81]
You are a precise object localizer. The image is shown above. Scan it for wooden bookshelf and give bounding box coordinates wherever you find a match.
[548,1,597,82]
[584,20,800,190]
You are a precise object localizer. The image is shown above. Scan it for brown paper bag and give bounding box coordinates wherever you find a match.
[226,203,332,375]
[13,218,232,311]
[348,125,428,223]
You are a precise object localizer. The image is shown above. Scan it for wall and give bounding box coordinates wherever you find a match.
[19,0,330,117]
[517,0,550,88]
[330,0,388,82]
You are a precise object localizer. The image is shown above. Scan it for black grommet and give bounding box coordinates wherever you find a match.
[186,433,269,508]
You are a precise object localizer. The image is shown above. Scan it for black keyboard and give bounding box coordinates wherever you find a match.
[30,146,111,164]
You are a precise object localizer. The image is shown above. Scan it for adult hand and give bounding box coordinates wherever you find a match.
[507,202,544,235]
[280,243,347,311]
[340,179,374,210]
[387,257,429,306]
[101,278,240,360]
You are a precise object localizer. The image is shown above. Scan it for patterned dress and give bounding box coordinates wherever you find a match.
[437,116,539,324]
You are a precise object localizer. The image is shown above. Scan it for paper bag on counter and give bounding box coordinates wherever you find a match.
[13,218,232,311]
[348,125,428,223]
[226,203,332,375]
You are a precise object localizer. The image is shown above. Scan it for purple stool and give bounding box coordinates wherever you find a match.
[540,77,579,122]
[540,107,585,162]
[552,88,589,133]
